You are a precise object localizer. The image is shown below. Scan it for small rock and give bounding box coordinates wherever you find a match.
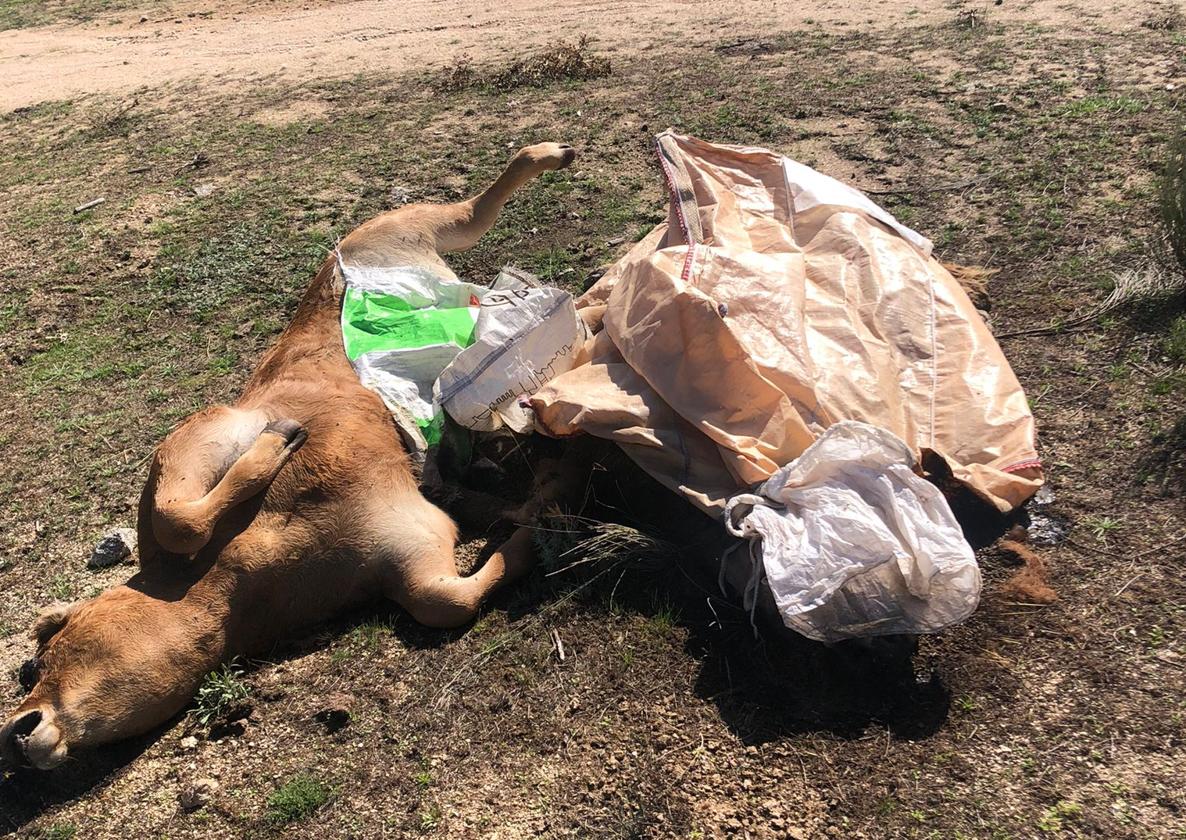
[179,777,219,811]
[179,735,199,751]
[139,14,148,22]
[88,528,136,569]
[232,320,256,339]
[192,182,216,198]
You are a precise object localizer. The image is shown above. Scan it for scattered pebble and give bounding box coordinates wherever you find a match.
[88,528,136,569]
[179,777,219,811]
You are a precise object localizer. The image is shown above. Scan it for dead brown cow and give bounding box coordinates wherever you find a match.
[0,142,577,770]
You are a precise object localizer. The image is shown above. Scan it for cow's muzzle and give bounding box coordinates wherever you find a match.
[1,707,67,770]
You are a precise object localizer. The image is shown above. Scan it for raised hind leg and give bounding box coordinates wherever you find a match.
[142,408,306,556]
[337,142,576,268]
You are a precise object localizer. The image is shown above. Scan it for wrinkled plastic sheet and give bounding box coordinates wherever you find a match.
[726,422,981,641]
[531,131,1043,640]
[340,262,586,456]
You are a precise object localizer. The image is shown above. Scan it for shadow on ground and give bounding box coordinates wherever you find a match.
[1,728,158,832]
[1,429,1023,831]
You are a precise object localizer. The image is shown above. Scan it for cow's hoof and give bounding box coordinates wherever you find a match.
[522,142,577,171]
[263,418,308,453]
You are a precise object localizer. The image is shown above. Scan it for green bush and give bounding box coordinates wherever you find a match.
[191,662,250,726]
[266,774,332,825]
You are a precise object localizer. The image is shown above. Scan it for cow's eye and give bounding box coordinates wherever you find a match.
[17,658,40,693]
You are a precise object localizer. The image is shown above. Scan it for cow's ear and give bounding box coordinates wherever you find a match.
[30,602,80,648]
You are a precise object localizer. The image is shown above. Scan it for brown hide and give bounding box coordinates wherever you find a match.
[0,142,576,769]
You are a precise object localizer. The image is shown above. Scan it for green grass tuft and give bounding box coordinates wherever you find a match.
[1166,314,1186,364]
[191,661,250,726]
[266,773,332,825]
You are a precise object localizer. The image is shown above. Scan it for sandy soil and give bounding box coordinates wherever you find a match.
[0,0,1146,112]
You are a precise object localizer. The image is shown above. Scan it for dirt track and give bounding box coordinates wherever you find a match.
[0,0,1136,112]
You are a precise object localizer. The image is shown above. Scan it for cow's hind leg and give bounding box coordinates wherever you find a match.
[337,142,576,268]
[374,494,534,628]
[145,408,306,556]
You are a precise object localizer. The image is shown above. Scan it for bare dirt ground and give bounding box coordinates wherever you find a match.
[2,0,1186,838]
[0,0,1157,112]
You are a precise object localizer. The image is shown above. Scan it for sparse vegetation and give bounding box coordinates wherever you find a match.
[1037,800,1084,833]
[1161,127,1186,274]
[265,774,331,825]
[418,803,442,832]
[190,662,250,726]
[441,36,610,92]
[534,514,677,577]
[47,573,74,601]
[1083,515,1123,542]
[1167,314,1186,363]
[646,597,680,637]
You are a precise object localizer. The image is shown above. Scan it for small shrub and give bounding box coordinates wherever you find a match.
[191,662,250,726]
[266,774,331,825]
[441,36,610,92]
[440,53,476,91]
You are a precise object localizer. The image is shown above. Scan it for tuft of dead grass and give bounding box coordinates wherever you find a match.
[534,512,676,578]
[440,36,610,92]
[1160,127,1186,274]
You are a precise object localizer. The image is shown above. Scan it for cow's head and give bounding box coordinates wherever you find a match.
[1,587,218,769]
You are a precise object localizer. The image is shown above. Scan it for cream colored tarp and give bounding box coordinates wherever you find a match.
[532,132,1042,517]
